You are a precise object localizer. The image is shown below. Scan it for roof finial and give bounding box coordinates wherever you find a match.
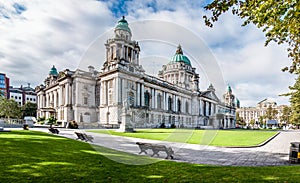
[122,15,125,20]
[227,85,232,93]
[176,44,183,54]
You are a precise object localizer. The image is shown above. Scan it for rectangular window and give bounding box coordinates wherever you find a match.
[84,97,88,105]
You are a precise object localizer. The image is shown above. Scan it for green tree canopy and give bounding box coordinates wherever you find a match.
[47,116,57,128]
[280,105,292,124]
[0,98,22,119]
[236,112,246,126]
[285,75,300,126]
[22,102,37,118]
[203,0,300,73]
[204,0,299,126]
[265,106,278,120]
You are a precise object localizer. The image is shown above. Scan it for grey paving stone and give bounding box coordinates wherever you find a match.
[30,128,300,166]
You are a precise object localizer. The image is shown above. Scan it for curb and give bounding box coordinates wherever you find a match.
[223,131,281,148]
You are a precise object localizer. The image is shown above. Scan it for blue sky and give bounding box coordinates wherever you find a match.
[0,0,294,106]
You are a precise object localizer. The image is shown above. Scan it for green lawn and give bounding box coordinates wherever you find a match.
[0,130,299,182]
[88,129,278,146]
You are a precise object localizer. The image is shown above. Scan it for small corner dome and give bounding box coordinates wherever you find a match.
[49,65,58,76]
[169,45,191,66]
[115,16,131,34]
[227,85,232,92]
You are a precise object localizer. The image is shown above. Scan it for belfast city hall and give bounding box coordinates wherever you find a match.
[36,17,238,129]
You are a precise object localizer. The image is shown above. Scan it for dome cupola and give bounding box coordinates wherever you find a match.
[49,65,58,76]
[114,16,132,40]
[169,45,191,66]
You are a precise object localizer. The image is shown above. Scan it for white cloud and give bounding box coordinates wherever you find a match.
[0,0,114,86]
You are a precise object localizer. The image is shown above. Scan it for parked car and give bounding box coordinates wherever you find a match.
[23,116,36,127]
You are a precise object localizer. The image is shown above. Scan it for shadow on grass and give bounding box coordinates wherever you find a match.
[1,130,300,182]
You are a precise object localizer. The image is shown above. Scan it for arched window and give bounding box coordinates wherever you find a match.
[157,94,162,109]
[177,99,181,112]
[168,96,173,111]
[144,91,150,107]
[186,101,189,114]
[128,91,134,106]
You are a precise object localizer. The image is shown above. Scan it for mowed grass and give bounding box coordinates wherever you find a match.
[89,129,278,146]
[0,130,300,183]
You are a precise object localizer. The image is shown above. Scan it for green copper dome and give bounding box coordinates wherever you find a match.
[169,45,191,66]
[49,65,58,76]
[236,98,240,107]
[115,16,131,33]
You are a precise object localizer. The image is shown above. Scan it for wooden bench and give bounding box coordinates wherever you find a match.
[48,128,60,134]
[74,132,94,142]
[136,142,174,159]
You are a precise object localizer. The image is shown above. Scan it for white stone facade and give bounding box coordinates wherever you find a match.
[237,98,287,126]
[9,84,37,106]
[36,17,237,129]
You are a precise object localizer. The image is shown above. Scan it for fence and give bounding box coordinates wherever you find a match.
[0,118,24,128]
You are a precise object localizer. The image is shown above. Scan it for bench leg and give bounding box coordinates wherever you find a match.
[151,151,159,157]
[139,149,147,154]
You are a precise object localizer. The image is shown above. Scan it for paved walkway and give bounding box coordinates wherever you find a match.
[32,128,300,166]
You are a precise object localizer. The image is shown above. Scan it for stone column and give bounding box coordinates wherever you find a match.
[116,78,121,104]
[154,89,157,109]
[206,102,209,116]
[203,101,206,116]
[46,93,48,107]
[141,84,144,106]
[136,83,140,106]
[65,83,69,105]
[151,88,155,109]
[120,79,123,103]
[58,86,62,106]
[53,90,57,108]
[173,95,176,112]
[130,48,133,62]
[74,82,79,106]
[42,94,45,108]
[69,83,72,106]
[101,81,107,105]
[165,92,168,111]
[132,50,135,64]
[37,95,41,108]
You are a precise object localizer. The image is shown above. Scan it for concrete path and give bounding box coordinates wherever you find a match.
[31,128,300,166]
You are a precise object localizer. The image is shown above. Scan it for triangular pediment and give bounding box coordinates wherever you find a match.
[201,90,220,102]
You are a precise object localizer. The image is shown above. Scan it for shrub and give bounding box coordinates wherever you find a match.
[68,120,78,129]
[170,124,176,128]
[37,116,45,123]
[159,123,166,128]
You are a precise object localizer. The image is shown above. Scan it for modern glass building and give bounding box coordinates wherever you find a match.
[0,73,9,98]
